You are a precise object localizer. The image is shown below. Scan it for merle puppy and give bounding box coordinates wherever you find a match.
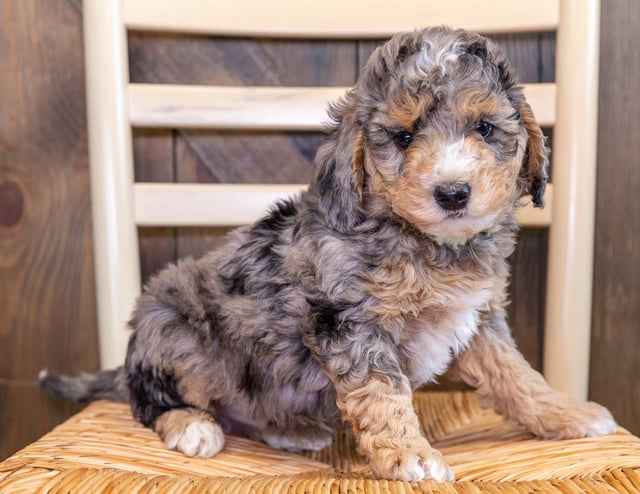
[42,27,616,482]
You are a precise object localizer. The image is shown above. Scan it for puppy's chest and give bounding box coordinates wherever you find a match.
[367,257,496,387]
[400,285,492,387]
[367,254,495,318]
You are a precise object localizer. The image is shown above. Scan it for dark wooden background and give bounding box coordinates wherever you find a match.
[1,0,638,460]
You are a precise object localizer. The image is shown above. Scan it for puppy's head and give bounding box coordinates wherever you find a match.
[312,27,548,244]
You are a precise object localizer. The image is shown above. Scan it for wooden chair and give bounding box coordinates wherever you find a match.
[3,0,639,492]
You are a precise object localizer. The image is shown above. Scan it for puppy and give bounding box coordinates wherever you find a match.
[42,27,616,482]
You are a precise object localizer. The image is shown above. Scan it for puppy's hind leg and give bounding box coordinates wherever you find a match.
[154,407,225,458]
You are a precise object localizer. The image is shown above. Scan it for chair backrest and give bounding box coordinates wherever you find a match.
[83,0,600,401]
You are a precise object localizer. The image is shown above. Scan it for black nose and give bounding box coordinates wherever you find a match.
[434,183,471,211]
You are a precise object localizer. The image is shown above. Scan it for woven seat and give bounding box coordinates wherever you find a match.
[2,392,639,493]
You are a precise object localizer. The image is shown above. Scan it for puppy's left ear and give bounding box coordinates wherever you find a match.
[518,102,549,208]
[310,96,366,231]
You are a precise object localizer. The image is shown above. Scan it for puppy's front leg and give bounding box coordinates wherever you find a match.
[454,314,616,439]
[305,323,454,482]
[340,373,454,481]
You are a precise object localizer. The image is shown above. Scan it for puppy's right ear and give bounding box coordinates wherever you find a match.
[310,95,366,231]
[518,102,549,208]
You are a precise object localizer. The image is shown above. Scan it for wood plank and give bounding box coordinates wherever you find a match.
[128,83,555,129]
[507,229,549,371]
[128,85,344,130]
[128,35,357,86]
[590,0,640,435]
[175,131,319,185]
[123,0,559,38]
[134,183,306,226]
[539,31,557,83]
[0,0,99,458]
[132,129,177,282]
[0,384,86,460]
[174,135,238,262]
[492,33,546,83]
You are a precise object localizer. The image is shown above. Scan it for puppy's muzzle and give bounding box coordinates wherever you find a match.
[434,182,471,211]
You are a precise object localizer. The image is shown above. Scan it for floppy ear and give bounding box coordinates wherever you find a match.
[476,34,547,206]
[310,96,366,231]
[518,102,549,208]
[309,32,423,231]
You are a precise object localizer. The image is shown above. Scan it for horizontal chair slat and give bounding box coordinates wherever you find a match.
[134,183,307,227]
[128,85,345,130]
[522,83,556,128]
[123,0,559,37]
[134,183,552,228]
[129,83,555,130]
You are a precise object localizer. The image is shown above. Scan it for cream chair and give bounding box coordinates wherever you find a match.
[3,1,637,492]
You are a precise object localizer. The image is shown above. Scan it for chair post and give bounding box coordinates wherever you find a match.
[83,0,140,369]
[543,0,601,400]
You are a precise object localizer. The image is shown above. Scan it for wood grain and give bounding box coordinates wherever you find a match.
[507,229,549,370]
[133,129,176,281]
[590,0,640,435]
[128,33,358,86]
[0,0,99,459]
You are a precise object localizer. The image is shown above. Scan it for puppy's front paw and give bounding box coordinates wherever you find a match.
[370,444,454,482]
[574,401,617,438]
[529,399,617,440]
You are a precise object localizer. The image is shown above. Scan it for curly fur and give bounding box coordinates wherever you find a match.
[41,27,615,482]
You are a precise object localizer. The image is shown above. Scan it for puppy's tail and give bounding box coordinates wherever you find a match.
[39,367,129,403]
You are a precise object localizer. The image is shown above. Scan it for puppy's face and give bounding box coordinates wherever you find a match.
[350,28,548,245]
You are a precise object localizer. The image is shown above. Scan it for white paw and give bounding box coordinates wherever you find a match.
[420,453,456,482]
[372,446,454,482]
[579,402,617,437]
[164,419,225,457]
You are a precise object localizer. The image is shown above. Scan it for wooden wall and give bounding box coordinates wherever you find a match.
[0,0,98,460]
[1,0,638,460]
[590,0,640,435]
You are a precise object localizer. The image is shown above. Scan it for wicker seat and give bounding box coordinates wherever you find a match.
[1,392,639,492]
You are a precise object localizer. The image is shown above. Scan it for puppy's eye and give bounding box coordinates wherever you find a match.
[475,121,494,139]
[393,130,414,149]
